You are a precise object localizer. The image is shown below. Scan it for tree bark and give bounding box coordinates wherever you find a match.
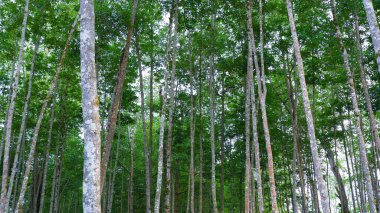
[128,127,135,213]
[325,148,349,212]
[188,36,195,213]
[164,5,178,211]
[353,13,380,162]
[198,54,203,213]
[0,0,29,210]
[362,0,380,74]
[285,1,330,212]
[330,0,376,211]
[220,71,225,213]
[135,34,151,213]
[245,1,254,212]
[209,11,218,213]
[340,112,357,213]
[257,0,278,211]
[79,1,102,211]
[248,3,264,212]
[106,118,120,213]
[100,0,138,192]
[38,96,56,213]
[153,0,176,211]
[285,73,299,213]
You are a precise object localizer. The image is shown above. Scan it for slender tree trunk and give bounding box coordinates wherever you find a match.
[285,1,330,212]
[0,0,29,210]
[79,1,102,211]
[106,119,120,213]
[188,36,195,213]
[248,4,264,212]
[38,96,56,213]
[340,112,357,213]
[100,0,138,192]
[285,73,298,213]
[0,41,18,167]
[257,0,278,211]
[128,127,135,213]
[245,1,254,212]
[209,11,218,213]
[153,0,176,212]
[186,174,191,213]
[49,134,60,213]
[135,34,151,213]
[164,5,178,211]
[15,14,79,213]
[148,35,154,212]
[198,54,203,213]
[326,148,349,212]
[4,35,40,212]
[330,1,376,211]
[353,13,380,162]
[220,70,225,213]
[362,0,380,74]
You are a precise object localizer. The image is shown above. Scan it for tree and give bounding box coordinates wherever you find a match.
[0,0,29,210]
[362,0,380,74]
[330,0,376,211]
[285,1,331,212]
[79,0,102,210]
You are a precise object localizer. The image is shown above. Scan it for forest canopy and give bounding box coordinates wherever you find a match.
[0,0,380,212]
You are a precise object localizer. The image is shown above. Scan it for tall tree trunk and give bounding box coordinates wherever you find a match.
[15,14,79,213]
[285,1,330,212]
[100,0,138,191]
[353,13,380,163]
[4,35,40,212]
[245,1,254,212]
[220,71,225,213]
[285,73,299,213]
[330,1,376,211]
[106,119,120,213]
[153,0,175,212]
[164,4,178,211]
[128,127,135,213]
[149,33,155,212]
[188,36,195,213]
[135,34,151,213]
[362,0,380,74]
[0,0,29,210]
[340,112,357,213]
[38,96,56,213]
[198,54,203,213]
[209,11,218,213]
[49,134,60,213]
[79,1,102,211]
[0,41,18,166]
[257,0,278,211]
[248,2,264,211]
[326,148,349,213]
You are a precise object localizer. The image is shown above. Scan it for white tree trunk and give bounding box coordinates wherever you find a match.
[362,0,380,74]
[153,0,176,212]
[0,0,29,211]
[209,12,218,213]
[330,0,376,211]
[80,0,101,211]
[285,1,330,212]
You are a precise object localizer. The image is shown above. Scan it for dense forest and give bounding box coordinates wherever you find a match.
[0,0,380,212]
